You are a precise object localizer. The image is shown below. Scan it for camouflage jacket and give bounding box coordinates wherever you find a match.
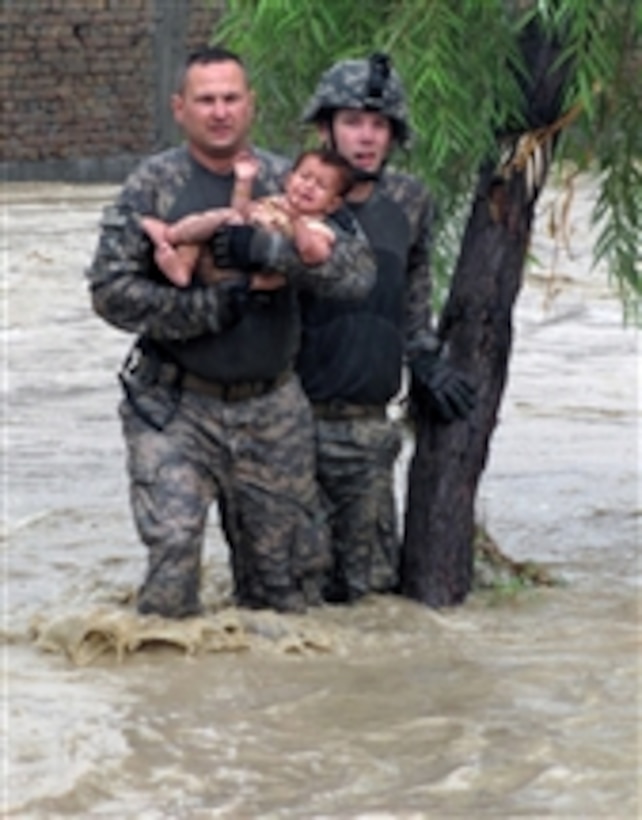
[378,168,439,356]
[86,144,375,345]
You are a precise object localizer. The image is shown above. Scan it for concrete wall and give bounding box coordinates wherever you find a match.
[1,0,225,182]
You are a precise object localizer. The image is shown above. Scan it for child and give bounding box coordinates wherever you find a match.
[140,147,353,287]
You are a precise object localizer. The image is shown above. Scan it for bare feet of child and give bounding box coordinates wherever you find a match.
[140,215,194,287]
[154,242,193,288]
[140,215,167,246]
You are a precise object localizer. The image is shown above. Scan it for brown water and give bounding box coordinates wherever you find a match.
[2,177,639,819]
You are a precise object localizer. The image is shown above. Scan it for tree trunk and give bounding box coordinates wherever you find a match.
[400,20,572,607]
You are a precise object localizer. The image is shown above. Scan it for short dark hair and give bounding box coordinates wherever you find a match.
[175,45,248,93]
[293,147,355,197]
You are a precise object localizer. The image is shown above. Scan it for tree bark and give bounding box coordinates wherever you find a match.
[400,20,572,607]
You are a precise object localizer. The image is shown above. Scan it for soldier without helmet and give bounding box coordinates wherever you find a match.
[86,46,376,618]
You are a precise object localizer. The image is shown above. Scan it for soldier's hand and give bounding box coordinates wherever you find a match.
[410,352,476,423]
[210,225,268,272]
[218,277,251,327]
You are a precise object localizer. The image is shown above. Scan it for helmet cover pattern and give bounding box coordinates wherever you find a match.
[302,53,411,147]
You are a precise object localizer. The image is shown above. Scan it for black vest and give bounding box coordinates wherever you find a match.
[158,158,299,383]
[296,188,410,404]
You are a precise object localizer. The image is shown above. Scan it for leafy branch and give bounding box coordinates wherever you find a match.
[213,0,641,318]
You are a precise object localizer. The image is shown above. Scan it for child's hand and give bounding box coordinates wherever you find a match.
[233,151,259,182]
[292,219,335,265]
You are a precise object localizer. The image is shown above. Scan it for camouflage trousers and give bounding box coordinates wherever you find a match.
[120,375,330,618]
[314,414,403,602]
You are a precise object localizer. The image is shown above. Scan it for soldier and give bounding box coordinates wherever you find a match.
[297,53,476,603]
[86,46,375,618]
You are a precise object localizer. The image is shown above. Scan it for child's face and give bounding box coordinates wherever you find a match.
[286,156,343,217]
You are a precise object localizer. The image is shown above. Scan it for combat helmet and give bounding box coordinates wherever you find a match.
[301,53,411,148]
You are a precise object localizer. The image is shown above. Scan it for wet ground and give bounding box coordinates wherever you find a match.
[1,175,640,818]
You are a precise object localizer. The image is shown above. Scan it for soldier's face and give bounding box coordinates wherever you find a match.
[172,60,255,162]
[328,109,393,174]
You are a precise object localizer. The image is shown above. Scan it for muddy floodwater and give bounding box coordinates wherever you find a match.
[1,176,640,819]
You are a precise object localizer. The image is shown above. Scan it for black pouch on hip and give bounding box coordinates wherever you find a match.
[118,338,183,431]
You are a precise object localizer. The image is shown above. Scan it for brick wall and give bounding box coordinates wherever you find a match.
[1,0,225,182]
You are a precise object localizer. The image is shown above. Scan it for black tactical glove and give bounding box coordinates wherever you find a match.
[410,351,476,423]
[210,224,277,272]
[218,276,251,327]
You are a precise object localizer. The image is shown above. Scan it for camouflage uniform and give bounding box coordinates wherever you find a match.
[297,55,441,602]
[86,144,375,617]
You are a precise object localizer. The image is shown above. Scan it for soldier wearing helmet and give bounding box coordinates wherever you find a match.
[296,53,476,603]
[301,53,411,174]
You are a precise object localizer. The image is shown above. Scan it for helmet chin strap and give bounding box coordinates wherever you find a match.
[351,166,382,183]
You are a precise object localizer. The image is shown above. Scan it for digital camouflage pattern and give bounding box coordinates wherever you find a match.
[301,54,411,148]
[86,144,376,617]
[312,168,439,601]
[380,169,441,358]
[314,415,403,601]
[121,376,329,616]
